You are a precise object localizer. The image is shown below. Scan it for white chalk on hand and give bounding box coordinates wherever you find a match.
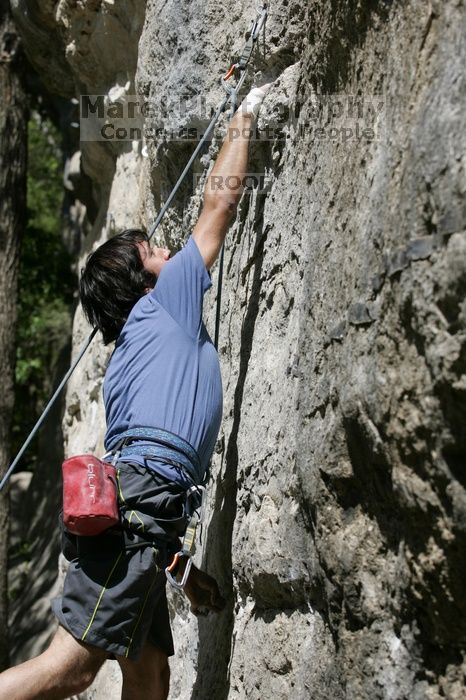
[239,84,271,119]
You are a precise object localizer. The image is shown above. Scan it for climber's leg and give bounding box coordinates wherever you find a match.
[0,624,107,700]
[118,640,170,700]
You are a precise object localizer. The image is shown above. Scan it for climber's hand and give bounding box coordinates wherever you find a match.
[183,563,226,616]
[239,83,272,119]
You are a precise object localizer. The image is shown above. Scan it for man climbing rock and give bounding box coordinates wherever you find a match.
[0,83,270,700]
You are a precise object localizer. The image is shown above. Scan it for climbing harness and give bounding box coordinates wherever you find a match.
[105,426,203,485]
[0,3,268,532]
[103,426,208,590]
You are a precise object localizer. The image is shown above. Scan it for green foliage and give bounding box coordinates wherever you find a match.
[12,114,75,463]
[8,539,32,602]
[8,539,32,563]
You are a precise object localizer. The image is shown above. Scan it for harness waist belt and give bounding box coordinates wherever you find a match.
[106,427,203,485]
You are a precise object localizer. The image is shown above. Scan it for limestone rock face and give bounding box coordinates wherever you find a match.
[11,1,466,699]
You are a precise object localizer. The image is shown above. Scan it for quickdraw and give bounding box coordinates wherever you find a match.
[165,485,206,590]
[223,4,268,82]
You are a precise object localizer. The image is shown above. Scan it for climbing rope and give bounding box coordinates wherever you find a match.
[0,3,268,492]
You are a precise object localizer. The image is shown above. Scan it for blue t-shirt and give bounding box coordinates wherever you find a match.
[103,236,223,486]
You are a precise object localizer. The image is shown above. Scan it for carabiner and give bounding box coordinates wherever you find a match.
[165,552,193,590]
[252,3,268,40]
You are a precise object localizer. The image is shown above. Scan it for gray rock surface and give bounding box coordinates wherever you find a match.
[9,1,466,698]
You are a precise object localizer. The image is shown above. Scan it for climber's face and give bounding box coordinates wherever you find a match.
[138,241,171,284]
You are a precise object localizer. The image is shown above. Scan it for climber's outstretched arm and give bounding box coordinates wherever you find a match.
[193,86,269,270]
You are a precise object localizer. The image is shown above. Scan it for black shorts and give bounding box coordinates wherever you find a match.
[51,461,188,660]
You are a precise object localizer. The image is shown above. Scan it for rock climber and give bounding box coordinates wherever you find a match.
[0,83,270,700]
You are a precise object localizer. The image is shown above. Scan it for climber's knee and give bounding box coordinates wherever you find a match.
[47,625,107,694]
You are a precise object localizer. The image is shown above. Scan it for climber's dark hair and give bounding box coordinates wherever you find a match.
[79,228,155,344]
